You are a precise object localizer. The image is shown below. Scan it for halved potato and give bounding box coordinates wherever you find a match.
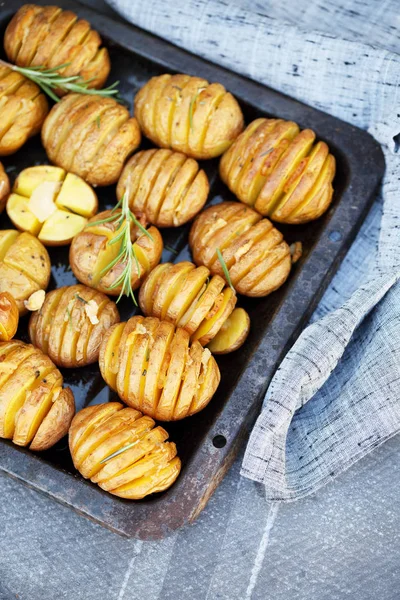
[0,340,75,450]
[99,316,220,421]
[69,402,181,499]
[0,162,10,213]
[207,307,250,354]
[29,284,120,368]
[0,230,51,315]
[7,166,98,246]
[0,292,19,341]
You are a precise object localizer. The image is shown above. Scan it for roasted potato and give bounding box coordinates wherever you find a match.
[0,340,75,450]
[4,5,110,95]
[139,261,250,353]
[0,230,51,315]
[189,202,291,297]
[0,292,19,342]
[117,149,209,227]
[207,307,250,354]
[0,64,48,156]
[99,316,220,421]
[7,165,98,246]
[29,284,119,368]
[0,162,10,213]
[70,210,163,296]
[42,94,141,186]
[69,402,181,499]
[134,74,244,159]
[220,118,336,224]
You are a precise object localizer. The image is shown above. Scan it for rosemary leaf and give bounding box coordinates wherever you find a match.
[130,212,153,240]
[165,244,178,255]
[75,293,88,304]
[100,442,137,464]
[216,248,235,291]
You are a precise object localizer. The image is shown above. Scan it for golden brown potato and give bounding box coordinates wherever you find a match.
[207,307,250,354]
[0,292,19,342]
[69,402,181,499]
[220,118,336,224]
[0,340,75,450]
[0,230,51,315]
[0,64,48,156]
[70,210,163,296]
[42,94,141,186]
[4,5,110,95]
[117,149,209,227]
[0,162,10,213]
[29,284,119,368]
[134,74,244,160]
[7,165,98,246]
[99,316,220,421]
[139,261,249,352]
[189,202,291,297]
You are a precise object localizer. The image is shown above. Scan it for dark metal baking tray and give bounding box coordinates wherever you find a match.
[0,0,385,539]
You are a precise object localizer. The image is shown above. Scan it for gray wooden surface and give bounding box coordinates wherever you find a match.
[1,2,399,598]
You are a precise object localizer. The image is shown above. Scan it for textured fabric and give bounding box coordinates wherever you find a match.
[107,0,400,500]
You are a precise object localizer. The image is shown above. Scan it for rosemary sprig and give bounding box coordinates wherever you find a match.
[0,59,120,103]
[100,442,137,464]
[87,191,153,304]
[216,248,235,291]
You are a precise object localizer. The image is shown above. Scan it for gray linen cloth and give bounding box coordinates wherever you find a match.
[107,0,400,500]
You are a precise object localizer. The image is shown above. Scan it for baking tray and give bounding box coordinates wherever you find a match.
[0,0,385,540]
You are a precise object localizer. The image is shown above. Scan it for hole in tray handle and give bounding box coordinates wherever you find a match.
[213,435,227,448]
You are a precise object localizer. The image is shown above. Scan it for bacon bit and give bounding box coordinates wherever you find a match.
[84,299,99,325]
[24,289,45,312]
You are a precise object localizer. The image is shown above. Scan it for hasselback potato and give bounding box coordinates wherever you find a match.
[134,74,244,159]
[4,4,110,95]
[0,162,10,213]
[69,402,181,499]
[0,340,75,451]
[0,292,19,342]
[29,285,120,368]
[139,261,249,352]
[0,230,51,314]
[189,202,291,297]
[42,94,141,186]
[99,316,220,421]
[70,210,163,296]
[7,165,98,246]
[117,149,209,227]
[0,64,48,156]
[220,118,336,224]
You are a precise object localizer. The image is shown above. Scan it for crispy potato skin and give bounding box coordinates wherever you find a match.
[0,163,10,213]
[4,5,110,95]
[139,261,242,349]
[29,284,120,368]
[117,149,209,227]
[70,210,163,296]
[0,65,48,156]
[69,402,181,499]
[0,292,19,342]
[134,74,244,160]
[189,202,291,297]
[42,94,141,186]
[0,340,75,450]
[220,118,336,224]
[0,230,51,315]
[99,316,220,421]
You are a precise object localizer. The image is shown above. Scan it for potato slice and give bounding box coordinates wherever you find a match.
[7,166,98,246]
[207,308,250,354]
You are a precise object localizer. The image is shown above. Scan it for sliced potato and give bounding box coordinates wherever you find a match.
[0,340,75,450]
[0,292,19,341]
[7,166,98,246]
[207,308,250,354]
[69,402,181,500]
[0,162,10,213]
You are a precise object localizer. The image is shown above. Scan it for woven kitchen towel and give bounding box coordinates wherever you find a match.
[106,0,400,500]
